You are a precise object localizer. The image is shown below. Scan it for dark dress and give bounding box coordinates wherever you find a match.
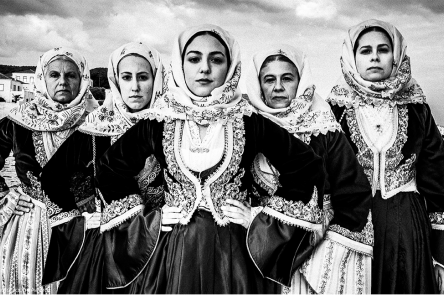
[41,130,164,293]
[0,117,76,294]
[330,103,444,294]
[252,130,373,293]
[95,113,325,293]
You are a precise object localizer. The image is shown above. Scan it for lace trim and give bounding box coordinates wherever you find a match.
[147,95,254,125]
[163,118,246,226]
[32,131,47,168]
[250,155,279,196]
[430,212,444,230]
[346,106,414,196]
[101,194,144,226]
[328,56,425,108]
[328,213,374,246]
[264,186,323,225]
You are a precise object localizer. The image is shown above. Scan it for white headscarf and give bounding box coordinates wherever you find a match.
[80,42,165,136]
[150,24,253,124]
[8,47,98,164]
[9,47,97,131]
[246,44,340,142]
[327,19,425,108]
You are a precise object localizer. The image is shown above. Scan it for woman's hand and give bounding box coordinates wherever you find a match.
[82,212,101,230]
[435,264,444,294]
[162,205,182,232]
[13,194,34,215]
[222,199,252,229]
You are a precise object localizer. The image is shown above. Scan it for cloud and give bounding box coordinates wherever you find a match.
[295,0,338,20]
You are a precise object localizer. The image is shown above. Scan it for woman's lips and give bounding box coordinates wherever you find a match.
[196,79,212,85]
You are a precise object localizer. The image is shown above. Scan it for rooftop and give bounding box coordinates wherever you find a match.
[13,69,35,74]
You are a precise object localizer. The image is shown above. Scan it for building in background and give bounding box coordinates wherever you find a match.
[11,69,35,93]
[0,73,33,103]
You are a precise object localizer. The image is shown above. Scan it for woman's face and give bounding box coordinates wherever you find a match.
[118,55,154,112]
[355,30,394,82]
[259,60,299,109]
[183,34,229,97]
[45,59,81,104]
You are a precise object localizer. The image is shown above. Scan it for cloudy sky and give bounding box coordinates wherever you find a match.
[1,0,444,124]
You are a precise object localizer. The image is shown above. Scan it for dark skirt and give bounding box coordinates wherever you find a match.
[372,191,438,293]
[118,209,280,294]
[57,228,106,294]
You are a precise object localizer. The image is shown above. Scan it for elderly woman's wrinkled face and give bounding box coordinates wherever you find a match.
[355,30,394,82]
[118,55,154,113]
[45,59,81,104]
[259,60,299,109]
[183,34,229,97]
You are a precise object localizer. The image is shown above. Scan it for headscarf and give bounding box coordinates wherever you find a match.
[150,24,253,124]
[80,42,165,136]
[246,44,340,141]
[9,47,97,131]
[8,47,98,162]
[327,19,425,108]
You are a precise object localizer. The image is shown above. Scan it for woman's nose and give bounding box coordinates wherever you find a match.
[199,60,210,73]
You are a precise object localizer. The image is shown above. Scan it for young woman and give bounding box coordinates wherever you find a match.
[0,47,97,294]
[41,42,165,293]
[95,24,326,293]
[246,44,373,294]
[327,19,444,293]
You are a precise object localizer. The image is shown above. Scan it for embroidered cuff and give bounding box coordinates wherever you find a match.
[46,197,81,227]
[263,187,323,231]
[100,194,144,232]
[326,213,374,255]
[430,212,444,230]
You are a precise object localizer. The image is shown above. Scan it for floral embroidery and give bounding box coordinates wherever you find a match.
[346,105,414,196]
[328,214,374,246]
[152,93,254,125]
[319,240,334,294]
[250,155,279,196]
[429,212,444,225]
[70,171,95,213]
[356,253,365,294]
[101,194,144,225]
[23,171,79,226]
[163,118,247,225]
[338,249,352,294]
[265,187,323,224]
[32,132,47,168]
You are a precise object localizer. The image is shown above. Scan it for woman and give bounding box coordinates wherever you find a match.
[327,19,444,293]
[40,42,165,293]
[95,24,326,293]
[0,47,97,294]
[245,44,373,294]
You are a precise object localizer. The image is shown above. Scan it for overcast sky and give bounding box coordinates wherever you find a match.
[1,0,444,124]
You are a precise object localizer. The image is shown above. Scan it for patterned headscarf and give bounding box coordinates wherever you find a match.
[150,24,253,124]
[79,42,165,136]
[9,47,97,131]
[8,47,98,163]
[246,44,340,143]
[327,19,425,108]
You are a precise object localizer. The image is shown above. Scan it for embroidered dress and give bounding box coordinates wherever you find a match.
[327,19,444,294]
[246,45,373,294]
[0,47,97,294]
[41,42,165,293]
[95,25,325,293]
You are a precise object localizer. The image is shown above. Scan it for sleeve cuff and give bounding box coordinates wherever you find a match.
[100,194,144,232]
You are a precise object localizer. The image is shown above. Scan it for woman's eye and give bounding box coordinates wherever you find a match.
[67,73,78,79]
[264,78,275,84]
[188,57,200,63]
[121,75,131,81]
[360,49,371,55]
[378,48,389,53]
[139,75,149,81]
[283,77,293,82]
[50,72,59,78]
[211,57,224,64]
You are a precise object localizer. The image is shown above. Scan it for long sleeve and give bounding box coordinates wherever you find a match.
[298,131,373,294]
[244,114,326,287]
[95,119,163,289]
[414,104,444,265]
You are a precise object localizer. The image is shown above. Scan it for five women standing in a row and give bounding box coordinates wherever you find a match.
[0,18,442,294]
